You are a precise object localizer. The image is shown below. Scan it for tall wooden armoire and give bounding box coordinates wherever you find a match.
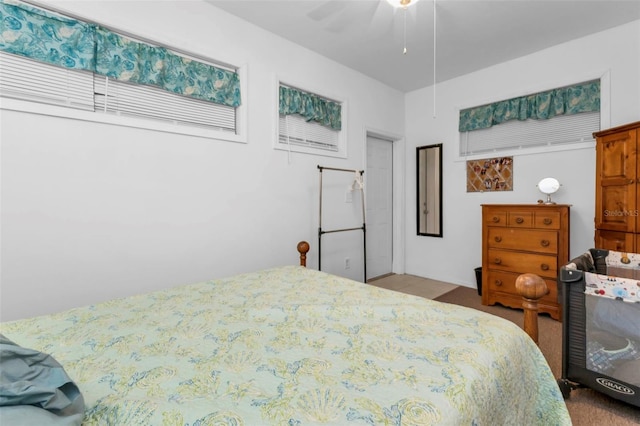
[594,121,640,251]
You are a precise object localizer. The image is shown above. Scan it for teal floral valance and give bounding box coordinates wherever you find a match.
[459,80,600,132]
[0,0,241,108]
[95,29,240,107]
[279,85,342,131]
[0,0,96,71]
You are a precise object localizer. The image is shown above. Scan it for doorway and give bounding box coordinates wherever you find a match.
[366,135,394,280]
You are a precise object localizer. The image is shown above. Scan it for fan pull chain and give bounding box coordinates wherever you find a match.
[403,7,407,54]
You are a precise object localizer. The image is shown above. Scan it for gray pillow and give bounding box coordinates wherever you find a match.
[0,335,84,426]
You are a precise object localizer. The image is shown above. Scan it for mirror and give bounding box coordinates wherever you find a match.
[417,144,443,237]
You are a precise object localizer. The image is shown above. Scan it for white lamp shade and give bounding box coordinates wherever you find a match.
[538,177,561,195]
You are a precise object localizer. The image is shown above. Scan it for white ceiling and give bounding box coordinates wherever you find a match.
[207,0,640,92]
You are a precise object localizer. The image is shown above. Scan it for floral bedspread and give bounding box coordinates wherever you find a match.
[1,266,570,425]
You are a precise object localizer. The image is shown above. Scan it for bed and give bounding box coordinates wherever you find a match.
[0,242,570,425]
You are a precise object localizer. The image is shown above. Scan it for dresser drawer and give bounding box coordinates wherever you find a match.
[487,248,557,277]
[484,211,507,227]
[481,204,569,320]
[487,228,558,253]
[486,270,558,303]
[534,211,562,230]
[508,212,533,227]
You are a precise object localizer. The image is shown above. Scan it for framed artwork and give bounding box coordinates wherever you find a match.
[466,156,513,192]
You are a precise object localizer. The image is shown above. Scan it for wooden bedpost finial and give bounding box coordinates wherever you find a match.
[297,241,310,267]
[515,273,549,345]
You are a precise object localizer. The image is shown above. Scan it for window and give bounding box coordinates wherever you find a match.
[460,110,600,156]
[458,79,602,158]
[0,0,245,141]
[0,51,242,139]
[275,81,346,158]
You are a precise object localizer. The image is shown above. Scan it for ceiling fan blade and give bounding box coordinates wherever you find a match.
[324,7,356,33]
[366,0,395,38]
[359,0,386,24]
[307,1,347,22]
[309,1,383,34]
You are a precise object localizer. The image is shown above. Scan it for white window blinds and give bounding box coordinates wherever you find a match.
[0,51,94,110]
[460,111,600,156]
[278,113,339,152]
[0,51,238,134]
[94,75,236,132]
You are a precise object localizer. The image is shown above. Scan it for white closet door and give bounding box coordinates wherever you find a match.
[366,136,393,280]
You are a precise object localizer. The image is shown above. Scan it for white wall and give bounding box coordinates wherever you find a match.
[404,20,640,289]
[3,3,638,321]
[0,0,405,321]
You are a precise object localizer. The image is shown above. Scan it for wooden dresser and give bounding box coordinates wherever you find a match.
[481,204,570,320]
[594,121,640,252]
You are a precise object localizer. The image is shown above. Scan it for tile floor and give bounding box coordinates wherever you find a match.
[367,273,458,300]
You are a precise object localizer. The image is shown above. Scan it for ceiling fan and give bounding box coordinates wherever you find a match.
[305,0,421,42]
[306,0,436,112]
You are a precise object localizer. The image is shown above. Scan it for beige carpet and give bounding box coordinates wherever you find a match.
[435,286,640,426]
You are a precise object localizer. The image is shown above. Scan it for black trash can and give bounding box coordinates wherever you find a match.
[474,267,482,296]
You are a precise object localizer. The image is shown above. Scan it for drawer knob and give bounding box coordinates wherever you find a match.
[540,263,550,271]
[540,239,550,247]
[492,216,500,223]
[494,258,502,265]
[495,279,503,287]
[543,218,552,225]
[515,217,524,224]
[494,236,502,243]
